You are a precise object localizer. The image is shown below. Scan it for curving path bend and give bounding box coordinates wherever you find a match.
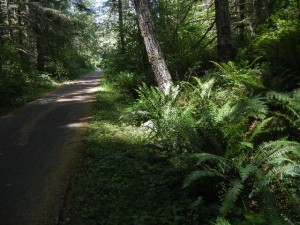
[0,70,101,225]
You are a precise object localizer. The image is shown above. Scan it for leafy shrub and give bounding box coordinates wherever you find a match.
[45,60,69,79]
[254,21,300,91]
[0,57,30,106]
[112,72,144,97]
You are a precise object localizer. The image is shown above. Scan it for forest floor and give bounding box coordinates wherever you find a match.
[59,80,204,225]
[0,70,100,225]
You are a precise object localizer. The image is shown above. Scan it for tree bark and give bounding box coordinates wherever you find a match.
[133,0,173,94]
[238,0,245,35]
[4,0,12,39]
[250,0,263,36]
[214,0,235,62]
[25,0,35,69]
[0,1,3,75]
[35,7,45,72]
[118,0,125,53]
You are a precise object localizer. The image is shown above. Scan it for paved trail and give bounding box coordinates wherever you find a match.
[0,70,101,225]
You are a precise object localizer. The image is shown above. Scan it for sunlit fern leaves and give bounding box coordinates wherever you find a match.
[190,76,216,102]
[267,90,300,127]
[135,83,179,117]
[253,140,300,169]
[134,84,198,154]
[228,96,268,123]
[252,140,300,213]
[212,61,264,91]
[212,217,231,225]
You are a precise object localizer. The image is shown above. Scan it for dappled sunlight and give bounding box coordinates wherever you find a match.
[56,95,93,103]
[64,122,87,128]
[62,116,91,129]
[36,74,101,105]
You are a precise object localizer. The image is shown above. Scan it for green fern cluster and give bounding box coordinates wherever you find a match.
[131,61,300,224]
[254,25,300,91]
[132,84,197,155]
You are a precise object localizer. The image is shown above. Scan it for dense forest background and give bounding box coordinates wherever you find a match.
[0,0,99,112]
[1,0,300,224]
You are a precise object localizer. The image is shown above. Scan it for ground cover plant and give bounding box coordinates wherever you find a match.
[130,61,300,224]
[62,60,300,224]
[61,77,215,225]
[62,0,299,223]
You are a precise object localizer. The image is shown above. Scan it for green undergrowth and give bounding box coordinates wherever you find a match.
[0,80,58,116]
[61,79,210,225]
[0,69,93,116]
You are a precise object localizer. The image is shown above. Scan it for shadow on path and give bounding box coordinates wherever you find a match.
[0,70,101,225]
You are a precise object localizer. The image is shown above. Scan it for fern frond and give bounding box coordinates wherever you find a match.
[270,157,295,165]
[229,97,268,123]
[193,76,216,100]
[239,141,254,150]
[270,164,300,177]
[239,165,259,182]
[212,217,232,225]
[249,117,273,142]
[292,89,300,102]
[267,91,291,104]
[267,91,300,124]
[211,61,264,90]
[216,102,232,122]
[220,180,244,216]
[193,153,226,165]
[254,140,300,167]
[183,169,223,188]
[261,191,291,225]
[170,85,181,103]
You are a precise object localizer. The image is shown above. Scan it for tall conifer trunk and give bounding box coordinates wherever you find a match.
[214,0,234,61]
[238,0,246,35]
[118,0,125,53]
[5,0,12,38]
[0,4,3,75]
[25,0,35,69]
[35,4,45,72]
[133,0,173,94]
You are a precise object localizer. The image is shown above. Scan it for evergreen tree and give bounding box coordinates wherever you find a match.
[214,0,235,61]
[133,0,173,94]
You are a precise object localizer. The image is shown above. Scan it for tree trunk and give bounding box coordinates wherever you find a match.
[250,0,263,36]
[118,0,125,53]
[298,0,300,19]
[25,0,35,69]
[0,2,3,75]
[238,0,245,36]
[214,0,235,62]
[36,7,45,72]
[5,0,12,39]
[133,0,173,94]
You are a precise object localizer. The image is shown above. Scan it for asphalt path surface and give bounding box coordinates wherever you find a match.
[0,70,101,225]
